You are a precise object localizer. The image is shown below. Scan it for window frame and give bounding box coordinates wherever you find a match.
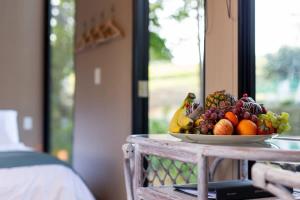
[132,0,150,134]
[238,0,256,98]
[43,1,51,152]
[238,0,256,178]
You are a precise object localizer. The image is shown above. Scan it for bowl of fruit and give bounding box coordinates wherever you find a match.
[169,90,291,144]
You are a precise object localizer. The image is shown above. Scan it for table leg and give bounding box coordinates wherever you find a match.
[198,155,208,200]
[133,145,142,200]
[240,160,248,180]
[122,144,135,200]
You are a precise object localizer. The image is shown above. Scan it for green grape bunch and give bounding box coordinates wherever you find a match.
[257,111,291,134]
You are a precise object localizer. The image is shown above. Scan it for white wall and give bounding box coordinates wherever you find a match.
[0,0,44,150]
[73,0,132,199]
[205,0,238,96]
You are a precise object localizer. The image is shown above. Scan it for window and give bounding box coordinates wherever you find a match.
[255,0,300,135]
[148,0,205,134]
[132,0,205,134]
[239,0,300,135]
[47,0,75,162]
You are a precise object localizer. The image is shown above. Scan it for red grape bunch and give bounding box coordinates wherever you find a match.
[198,108,226,134]
[230,94,259,123]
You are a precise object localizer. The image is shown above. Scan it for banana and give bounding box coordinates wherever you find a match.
[168,93,196,133]
[178,115,193,129]
[168,109,185,133]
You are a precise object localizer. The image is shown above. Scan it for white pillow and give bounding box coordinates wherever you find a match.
[0,110,19,145]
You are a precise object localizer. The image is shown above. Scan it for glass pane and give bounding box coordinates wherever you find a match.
[255,0,300,135]
[49,0,75,162]
[148,0,205,134]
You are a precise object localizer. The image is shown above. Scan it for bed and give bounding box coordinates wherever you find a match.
[0,110,95,200]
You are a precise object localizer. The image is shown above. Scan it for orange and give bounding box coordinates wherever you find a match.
[225,112,239,126]
[236,119,257,135]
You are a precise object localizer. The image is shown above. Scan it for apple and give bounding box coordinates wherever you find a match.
[213,119,233,135]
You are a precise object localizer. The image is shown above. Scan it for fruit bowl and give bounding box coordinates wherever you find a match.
[168,90,291,139]
[169,133,277,144]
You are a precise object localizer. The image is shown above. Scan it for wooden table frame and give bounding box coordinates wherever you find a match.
[123,135,300,200]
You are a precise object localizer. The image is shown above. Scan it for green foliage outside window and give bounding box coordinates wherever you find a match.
[264,46,300,89]
[149,0,202,62]
[148,0,204,134]
[50,0,75,162]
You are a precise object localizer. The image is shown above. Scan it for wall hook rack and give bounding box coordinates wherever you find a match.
[76,5,123,54]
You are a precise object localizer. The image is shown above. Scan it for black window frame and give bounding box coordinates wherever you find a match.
[238,0,256,178]
[238,0,255,98]
[132,0,149,134]
[43,0,51,153]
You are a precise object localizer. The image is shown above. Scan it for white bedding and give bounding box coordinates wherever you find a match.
[0,165,95,200]
[0,144,95,200]
[0,143,31,152]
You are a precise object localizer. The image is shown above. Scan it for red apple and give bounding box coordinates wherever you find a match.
[213,119,234,135]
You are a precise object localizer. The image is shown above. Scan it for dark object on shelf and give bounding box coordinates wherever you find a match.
[174,180,291,200]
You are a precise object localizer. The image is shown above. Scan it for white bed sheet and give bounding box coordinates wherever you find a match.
[0,144,95,200]
[0,165,95,200]
[0,143,31,152]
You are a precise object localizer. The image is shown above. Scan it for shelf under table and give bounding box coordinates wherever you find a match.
[137,187,196,200]
[136,186,300,200]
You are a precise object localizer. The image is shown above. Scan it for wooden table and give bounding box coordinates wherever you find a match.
[123,134,300,200]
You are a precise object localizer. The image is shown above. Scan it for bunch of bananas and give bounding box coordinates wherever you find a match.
[168,93,199,133]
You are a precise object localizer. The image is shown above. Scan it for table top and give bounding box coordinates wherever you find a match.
[128,134,300,150]
[127,134,300,162]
